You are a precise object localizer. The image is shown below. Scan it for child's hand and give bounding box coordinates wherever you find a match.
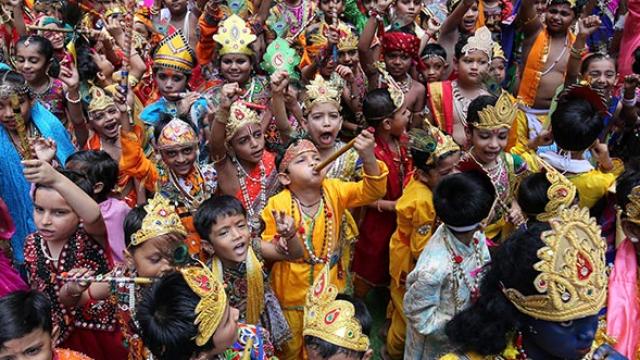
[270,71,290,96]
[508,201,525,226]
[426,17,441,34]
[63,268,95,296]
[577,15,602,37]
[176,92,201,116]
[591,139,613,171]
[530,129,553,149]
[353,127,377,164]
[30,137,57,163]
[273,210,296,253]
[59,58,80,92]
[112,87,129,114]
[326,25,340,45]
[592,344,627,360]
[336,65,354,82]
[624,74,640,92]
[22,159,60,186]
[219,82,242,111]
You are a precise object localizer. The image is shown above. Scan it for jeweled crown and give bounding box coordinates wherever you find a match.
[624,186,640,224]
[130,193,188,247]
[536,159,577,221]
[226,101,262,142]
[472,91,517,130]
[424,121,460,164]
[337,30,358,52]
[303,265,370,352]
[260,38,301,80]
[303,74,341,113]
[87,85,115,114]
[213,14,257,56]
[461,26,493,59]
[374,62,405,113]
[153,31,195,74]
[503,206,608,322]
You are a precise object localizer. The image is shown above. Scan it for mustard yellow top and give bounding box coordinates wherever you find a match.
[508,109,546,172]
[568,159,624,209]
[263,161,389,309]
[389,176,436,290]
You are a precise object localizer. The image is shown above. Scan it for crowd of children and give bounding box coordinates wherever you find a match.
[0,0,639,358]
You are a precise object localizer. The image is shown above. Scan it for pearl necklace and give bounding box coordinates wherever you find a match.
[444,231,484,310]
[234,157,266,232]
[39,236,59,263]
[292,192,334,265]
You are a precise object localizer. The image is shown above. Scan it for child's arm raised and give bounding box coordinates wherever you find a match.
[260,210,304,261]
[439,0,475,40]
[22,159,108,248]
[564,15,601,87]
[270,71,294,143]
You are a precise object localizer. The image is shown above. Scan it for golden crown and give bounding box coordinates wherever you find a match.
[492,42,506,60]
[461,26,493,59]
[374,62,405,113]
[536,159,577,222]
[213,14,257,56]
[153,31,195,74]
[337,30,358,52]
[472,91,517,130]
[425,121,460,163]
[87,85,115,114]
[624,186,640,224]
[225,101,262,142]
[104,5,125,19]
[303,265,370,352]
[304,74,341,113]
[130,194,188,247]
[503,206,607,322]
[180,262,228,346]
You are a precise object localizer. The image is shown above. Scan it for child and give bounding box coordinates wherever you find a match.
[337,31,368,138]
[462,92,527,241]
[261,131,388,359]
[21,159,127,360]
[153,0,198,48]
[420,43,449,84]
[438,0,480,79]
[403,171,495,359]
[66,150,132,262]
[353,85,411,296]
[83,86,158,207]
[194,195,303,350]
[427,28,492,147]
[386,125,461,360]
[303,265,374,360]
[0,290,93,360]
[540,84,623,209]
[136,265,277,360]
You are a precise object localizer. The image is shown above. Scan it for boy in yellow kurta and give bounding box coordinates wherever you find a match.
[262,124,387,359]
[385,125,461,360]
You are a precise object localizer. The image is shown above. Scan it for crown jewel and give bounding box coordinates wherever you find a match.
[130,194,188,247]
[624,186,640,224]
[536,159,577,221]
[213,14,257,56]
[303,265,370,352]
[157,118,198,150]
[337,30,358,52]
[260,38,301,80]
[153,31,195,74]
[180,262,228,346]
[87,86,115,114]
[503,206,607,322]
[374,62,405,113]
[472,91,517,130]
[304,74,341,113]
[418,121,460,165]
[492,42,506,60]
[461,26,493,59]
[226,101,262,142]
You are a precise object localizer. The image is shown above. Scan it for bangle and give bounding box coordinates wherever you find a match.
[212,153,227,165]
[570,46,587,60]
[622,95,637,107]
[65,92,81,104]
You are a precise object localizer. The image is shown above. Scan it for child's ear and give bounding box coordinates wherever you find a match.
[93,181,105,195]
[277,173,291,186]
[201,241,215,257]
[361,349,374,360]
[300,117,309,131]
[124,248,135,271]
[382,118,392,131]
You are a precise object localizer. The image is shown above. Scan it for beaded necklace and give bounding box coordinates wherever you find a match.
[291,192,334,265]
[233,157,267,232]
[168,165,207,211]
[452,80,473,127]
[443,230,484,311]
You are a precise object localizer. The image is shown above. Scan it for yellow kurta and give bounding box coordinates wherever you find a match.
[568,170,618,209]
[507,109,547,172]
[262,161,388,360]
[386,176,437,360]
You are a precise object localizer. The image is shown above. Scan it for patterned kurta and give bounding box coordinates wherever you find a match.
[404,225,491,360]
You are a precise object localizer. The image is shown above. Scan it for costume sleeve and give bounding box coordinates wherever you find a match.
[403,266,448,336]
[195,11,224,65]
[120,126,159,192]
[508,114,541,172]
[333,160,388,208]
[410,196,436,260]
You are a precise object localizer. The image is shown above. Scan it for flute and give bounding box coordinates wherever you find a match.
[241,337,254,360]
[287,12,317,43]
[314,127,374,172]
[10,94,31,160]
[57,274,154,285]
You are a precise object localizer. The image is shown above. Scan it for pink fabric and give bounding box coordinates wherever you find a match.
[606,238,640,358]
[0,197,27,296]
[618,0,640,78]
[99,198,131,263]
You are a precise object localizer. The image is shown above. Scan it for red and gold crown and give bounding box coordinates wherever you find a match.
[130,194,188,247]
[153,31,195,74]
[536,159,577,221]
[225,101,261,142]
[303,74,341,113]
[157,118,198,150]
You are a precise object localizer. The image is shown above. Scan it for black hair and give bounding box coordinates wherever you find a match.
[445,223,550,355]
[411,148,459,173]
[153,112,196,143]
[466,95,499,130]
[66,150,119,203]
[454,34,472,59]
[551,98,603,152]
[0,290,53,347]
[633,46,640,75]
[304,294,371,359]
[136,271,215,360]
[33,169,93,200]
[580,53,616,75]
[362,88,396,127]
[546,0,581,14]
[124,205,147,248]
[194,195,247,240]
[615,158,640,215]
[447,0,478,13]
[434,171,495,227]
[77,44,100,83]
[517,172,552,219]
[16,35,60,78]
[421,43,448,61]
[0,69,33,100]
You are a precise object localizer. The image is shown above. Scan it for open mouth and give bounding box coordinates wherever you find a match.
[233,241,247,257]
[104,121,119,133]
[318,132,335,145]
[251,148,264,159]
[39,229,56,239]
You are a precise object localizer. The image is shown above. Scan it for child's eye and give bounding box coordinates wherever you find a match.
[34,206,44,213]
[55,210,68,216]
[25,345,42,355]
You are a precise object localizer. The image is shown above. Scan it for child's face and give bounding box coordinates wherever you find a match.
[220,54,252,85]
[34,187,80,243]
[469,128,508,164]
[206,213,251,265]
[585,58,616,93]
[534,0,547,14]
[422,57,447,83]
[129,234,181,278]
[394,0,422,23]
[361,0,375,12]
[164,0,188,14]
[160,145,197,176]
[545,3,575,34]
[89,105,121,139]
[387,105,411,137]
[455,50,489,85]
[384,51,412,79]
[303,102,342,150]
[338,49,359,68]
[460,2,479,33]
[0,95,32,131]
[285,84,301,104]
[15,44,49,84]
[319,0,344,19]
[280,150,324,188]
[41,24,65,50]
[154,68,188,100]
[0,327,54,360]
[90,51,115,80]
[489,58,506,85]
[229,123,265,165]
[420,151,461,188]
[320,59,338,77]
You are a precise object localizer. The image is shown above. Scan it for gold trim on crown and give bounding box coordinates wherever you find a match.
[625,185,640,224]
[471,91,517,130]
[304,74,341,113]
[225,101,262,142]
[303,264,370,352]
[503,206,607,322]
[180,262,228,346]
[536,159,577,222]
[130,194,188,247]
[492,42,506,60]
[374,62,405,113]
[337,30,358,52]
[104,5,125,18]
[213,14,257,56]
[87,85,115,114]
[153,31,195,74]
[425,121,460,163]
[461,26,493,59]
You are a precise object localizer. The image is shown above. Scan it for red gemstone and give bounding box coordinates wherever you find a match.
[453,255,463,264]
[298,226,306,235]
[327,211,333,219]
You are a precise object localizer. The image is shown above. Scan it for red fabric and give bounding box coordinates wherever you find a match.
[234,151,276,206]
[59,328,127,360]
[352,135,411,285]
[381,32,425,70]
